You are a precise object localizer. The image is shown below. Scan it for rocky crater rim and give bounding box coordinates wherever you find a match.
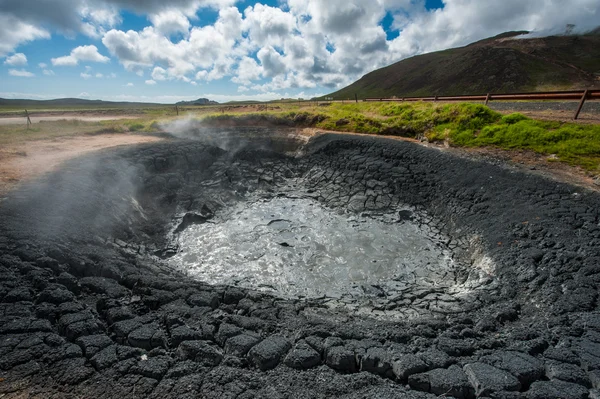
[1,128,599,399]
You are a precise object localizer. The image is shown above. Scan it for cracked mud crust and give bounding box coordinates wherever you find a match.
[0,130,599,398]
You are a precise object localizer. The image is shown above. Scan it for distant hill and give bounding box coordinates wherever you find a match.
[0,97,219,109]
[0,98,167,109]
[327,31,600,99]
[176,98,219,106]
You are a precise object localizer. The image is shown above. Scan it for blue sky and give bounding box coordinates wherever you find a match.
[0,0,598,103]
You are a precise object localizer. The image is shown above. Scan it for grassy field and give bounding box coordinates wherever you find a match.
[1,101,600,173]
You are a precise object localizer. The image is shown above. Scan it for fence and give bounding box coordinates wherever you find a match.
[364,89,600,120]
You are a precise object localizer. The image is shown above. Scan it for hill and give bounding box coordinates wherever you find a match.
[327,31,600,99]
[176,98,219,106]
[0,98,169,110]
[0,97,219,110]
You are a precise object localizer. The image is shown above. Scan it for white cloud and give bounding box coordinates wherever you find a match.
[78,92,91,98]
[81,73,92,79]
[43,69,55,76]
[8,69,35,77]
[149,9,190,36]
[4,53,27,66]
[38,62,47,68]
[242,4,297,48]
[232,56,262,85]
[52,45,110,66]
[3,0,600,95]
[125,82,134,86]
[103,6,243,81]
[151,66,168,81]
[0,14,50,57]
[145,79,157,85]
[95,73,104,78]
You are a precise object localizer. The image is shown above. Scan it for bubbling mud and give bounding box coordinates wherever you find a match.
[169,197,457,298]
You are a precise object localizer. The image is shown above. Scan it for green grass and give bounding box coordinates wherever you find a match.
[432,114,600,170]
[2,101,599,173]
[197,102,600,172]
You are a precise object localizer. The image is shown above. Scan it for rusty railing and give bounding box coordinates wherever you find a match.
[364,89,600,120]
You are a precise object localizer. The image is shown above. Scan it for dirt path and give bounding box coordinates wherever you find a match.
[0,115,138,125]
[0,133,164,196]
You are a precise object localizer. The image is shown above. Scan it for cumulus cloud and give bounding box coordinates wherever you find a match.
[151,66,168,81]
[0,0,232,44]
[3,0,600,96]
[4,53,27,66]
[81,72,92,79]
[231,56,263,85]
[103,6,243,81]
[0,14,50,57]
[8,69,35,77]
[52,45,110,66]
[125,82,134,86]
[145,79,157,85]
[43,69,55,76]
[149,9,190,36]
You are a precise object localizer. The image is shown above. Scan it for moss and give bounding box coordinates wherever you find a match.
[501,113,529,124]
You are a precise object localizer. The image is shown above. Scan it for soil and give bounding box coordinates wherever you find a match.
[0,133,164,196]
[1,129,600,398]
[0,115,140,126]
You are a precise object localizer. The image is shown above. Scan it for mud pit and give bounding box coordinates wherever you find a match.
[1,128,600,399]
[171,197,456,299]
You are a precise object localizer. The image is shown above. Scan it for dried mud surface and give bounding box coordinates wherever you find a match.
[1,129,599,398]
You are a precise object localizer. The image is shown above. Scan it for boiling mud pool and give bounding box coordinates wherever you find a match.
[170,197,456,298]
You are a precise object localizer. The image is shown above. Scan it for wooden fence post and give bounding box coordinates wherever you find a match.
[175,105,179,116]
[25,109,32,130]
[355,94,358,103]
[484,93,491,106]
[574,89,589,120]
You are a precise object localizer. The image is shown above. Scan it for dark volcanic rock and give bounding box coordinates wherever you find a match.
[284,340,321,370]
[224,333,260,357]
[526,380,589,399]
[360,347,394,377]
[408,365,474,399]
[392,353,428,381]
[480,350,544,387]
[326,345,358,373]
[176,340,223,367]
[248,335,292,371]
[545,360,591,387]
[463,362,521,396]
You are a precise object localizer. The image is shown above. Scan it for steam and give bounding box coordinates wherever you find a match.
[159,117,306,157]
[159,116,255,154]
[3,152,144,245]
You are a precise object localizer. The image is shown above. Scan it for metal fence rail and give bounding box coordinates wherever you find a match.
[364,89,600,120]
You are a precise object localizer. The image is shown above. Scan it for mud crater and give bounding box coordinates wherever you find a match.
[1,128,599,399]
